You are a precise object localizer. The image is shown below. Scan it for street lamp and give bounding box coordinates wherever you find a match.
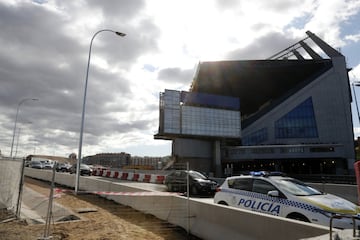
[10,98,38,158]
[14,121,32,158]
[75,29,126,194]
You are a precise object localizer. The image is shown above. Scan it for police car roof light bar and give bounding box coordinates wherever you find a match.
[249,171,285,177]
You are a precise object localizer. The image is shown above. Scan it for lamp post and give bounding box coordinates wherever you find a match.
[14,121,32,158]
[75,29,126,194]
[10,98,38,158]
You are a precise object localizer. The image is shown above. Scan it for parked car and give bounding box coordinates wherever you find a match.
[43,161,54,170]
[56,163,72,172]
[165,170,218,196]
[30,161,44,169]
[91,165,108,171]
[69,163,93,176]
[214,171,360,229]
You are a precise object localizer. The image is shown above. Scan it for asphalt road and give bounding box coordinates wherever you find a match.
[93,175,215,204]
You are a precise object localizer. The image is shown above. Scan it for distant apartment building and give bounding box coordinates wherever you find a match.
[130,156,165,170]
[82,152,130,168]
[83,153,166,170]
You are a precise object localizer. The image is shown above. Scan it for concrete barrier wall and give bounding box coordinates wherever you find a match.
[112,194,329,240]
[24,168,330,240]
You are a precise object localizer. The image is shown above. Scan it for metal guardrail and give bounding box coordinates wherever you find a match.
[230,172,357,185]
[287,174,356,185]
[330,214,360,240]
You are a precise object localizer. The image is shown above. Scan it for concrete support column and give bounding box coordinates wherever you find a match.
[214,140,222,177]
[347,158,355,174]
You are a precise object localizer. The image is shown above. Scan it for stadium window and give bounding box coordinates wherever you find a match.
[242,128,268,145]
[275,98,318,139]
[252,148,274,154]
[280,147,305,153]
[310,147,335,152]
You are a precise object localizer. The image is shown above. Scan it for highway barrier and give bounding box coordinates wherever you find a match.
[92,169,167,185]
[23,168,332,240]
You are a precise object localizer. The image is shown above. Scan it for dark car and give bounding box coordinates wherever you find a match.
[30,160,44,169]
[56,163,72,172]
[165,170,218,196]
[69,163,93,176]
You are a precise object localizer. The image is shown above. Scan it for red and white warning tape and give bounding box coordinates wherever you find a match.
[55,188,182,196]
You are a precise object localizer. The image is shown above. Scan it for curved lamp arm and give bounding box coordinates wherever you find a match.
[10,98,38,157]
[75,29,126,194]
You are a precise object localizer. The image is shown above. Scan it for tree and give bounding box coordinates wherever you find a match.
[69,153,77,160]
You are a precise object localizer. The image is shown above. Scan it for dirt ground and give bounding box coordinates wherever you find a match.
[0,177,199,240]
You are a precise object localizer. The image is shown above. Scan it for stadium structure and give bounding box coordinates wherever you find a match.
[155,31,356,177]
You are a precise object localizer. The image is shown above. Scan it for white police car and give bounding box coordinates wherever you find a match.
[214,172,360,229]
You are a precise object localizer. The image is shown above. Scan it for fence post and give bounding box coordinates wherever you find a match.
[40,162,57,239]
[354,161,360,205]
[15,158,26,218]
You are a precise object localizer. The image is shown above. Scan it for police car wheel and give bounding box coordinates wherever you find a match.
[286,213,310,222]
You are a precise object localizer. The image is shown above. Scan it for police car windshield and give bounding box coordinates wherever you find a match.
[272,178,322,196]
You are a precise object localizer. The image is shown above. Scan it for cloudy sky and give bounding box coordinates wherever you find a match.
[1,0,360,159]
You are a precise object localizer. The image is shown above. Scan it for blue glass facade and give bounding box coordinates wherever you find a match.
[275,97,318,138]
[242,128,268,145]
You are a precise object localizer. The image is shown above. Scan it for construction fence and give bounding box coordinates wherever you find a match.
[0,157,24,215]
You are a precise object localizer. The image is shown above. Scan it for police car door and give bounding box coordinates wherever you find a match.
[246,179,283,217]
[227,178,253,208]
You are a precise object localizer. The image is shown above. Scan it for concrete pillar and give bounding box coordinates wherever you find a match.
[214,140,222,177]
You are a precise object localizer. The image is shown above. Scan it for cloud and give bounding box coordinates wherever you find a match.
[1,0,360,157]
[157,67,194,84]
[345,33,360,42]
[226,32,297,60]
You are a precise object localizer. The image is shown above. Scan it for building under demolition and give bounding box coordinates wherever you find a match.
[155,31,355,177]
